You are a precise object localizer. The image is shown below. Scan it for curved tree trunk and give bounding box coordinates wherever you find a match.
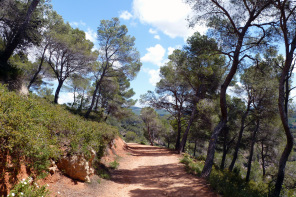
[1,0,40,63]
[201,28,245,177]
[54,80,64,104]
[175,116,182,150]
[147,125,154,146]
[220,127,229,170]
[229,99,251,171]
[246,119,259,182]
[28,44,48,90]
[178,106,197,153]
[273,53,295,197]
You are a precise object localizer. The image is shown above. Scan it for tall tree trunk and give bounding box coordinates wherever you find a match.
[229,99,251,171]
[246,119,260,182]
[85,78,103,118]
[147,125,154,146]
[72,87,76,107]
[94,93,100,112]
[54,80,64,104]
[178,106,197,153]
[78,90,85,112]
[1,0,40,63]
[193,140,197,157]
[201,30,245,177]
[261,140,266,177]
[201,120,226,177]
[85,63,108,118]
[220,127,229,170]
[27,44,48,90]
[273,55,295,197]
[175,115,182,150]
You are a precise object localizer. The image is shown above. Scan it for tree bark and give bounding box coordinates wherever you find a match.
[0,0,40,63]
[261,140,266,177]
[85,74,104,118]
[175,116,182,150]
[246,119,259,182]
[201,120,226,177]
[201,31,245,177]
[193,140,197,157]
[273,49,295,197]
[54,80,64,104]
[220,127,228,170]
[147,125,154,146]
[229,99,251,171]
[27,44,48,90]
[200,0,271,178]
[178,106,197,153]
[273,2,295,194]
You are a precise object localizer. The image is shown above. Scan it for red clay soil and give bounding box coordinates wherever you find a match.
[46,142,219,197]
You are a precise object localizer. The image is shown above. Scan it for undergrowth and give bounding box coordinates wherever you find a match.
[181,153,269,197]
[0,84,117,178]
[7,177,50,197]
[109,161,119,170]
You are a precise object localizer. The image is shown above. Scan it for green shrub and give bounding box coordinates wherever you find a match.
[109,161,119,170]
[208,168,268,197]
[181,154,269,197]
[125,131,138,142]
[181,153,204,176]
[8,177,50,197]
[0,84,117,175]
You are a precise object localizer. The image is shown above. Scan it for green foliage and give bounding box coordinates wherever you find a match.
[8,177,50,197]
[125,131,138,142]
[94,163,111,180]
[208,168,268,197]
[181,154,269,197]
[108,161,119,170]
[180,153,204,176]
[0,84,117,174]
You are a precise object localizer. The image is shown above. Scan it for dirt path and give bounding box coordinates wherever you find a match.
[96,143,218,197]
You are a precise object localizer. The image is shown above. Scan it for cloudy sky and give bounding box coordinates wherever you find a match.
[50,0,207,105]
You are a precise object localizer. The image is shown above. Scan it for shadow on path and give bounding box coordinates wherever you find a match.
[111,144,218,197]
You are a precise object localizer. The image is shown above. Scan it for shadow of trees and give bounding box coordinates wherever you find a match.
[110,144,217,197]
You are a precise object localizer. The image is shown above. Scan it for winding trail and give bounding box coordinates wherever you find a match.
[97,143,218,197]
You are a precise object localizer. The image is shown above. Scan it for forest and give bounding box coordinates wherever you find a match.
[0,0,296,197]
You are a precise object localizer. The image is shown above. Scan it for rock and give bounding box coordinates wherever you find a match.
[56,149,96,182]
[49,166,57,175]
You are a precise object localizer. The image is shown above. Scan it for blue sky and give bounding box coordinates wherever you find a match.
[50,0,206,105]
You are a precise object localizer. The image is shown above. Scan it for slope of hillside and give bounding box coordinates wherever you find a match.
[0,84,118,196]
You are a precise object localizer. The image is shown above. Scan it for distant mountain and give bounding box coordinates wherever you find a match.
[131,106,169,117]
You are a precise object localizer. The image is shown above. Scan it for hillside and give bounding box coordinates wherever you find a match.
[131,106,170,116]
[0,85,118,196]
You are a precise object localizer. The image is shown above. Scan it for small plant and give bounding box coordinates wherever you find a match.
[181,153,204,176]
[97,169,111,180]
[181,154,269,197]
[109,161,119,170]
[8,177,50,197]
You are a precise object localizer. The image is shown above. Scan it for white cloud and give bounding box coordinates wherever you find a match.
[144,68,161,86]
[168,47,175,56]
[149,28,157,34]
[119,10,133,20]
[132,0,207,39]
[85,28,97,43]
[154,35,160,40]
[141,44,166,66]
[70,20,86,27]
[167,45,182,56]
[58,92,74,104]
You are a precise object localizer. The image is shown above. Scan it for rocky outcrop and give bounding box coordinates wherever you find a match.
[100,137,128,164]
[56,149,96,182]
